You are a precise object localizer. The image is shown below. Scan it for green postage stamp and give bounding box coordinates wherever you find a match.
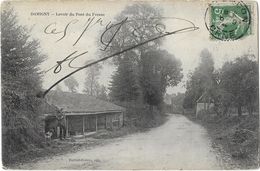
[205,2,251,40]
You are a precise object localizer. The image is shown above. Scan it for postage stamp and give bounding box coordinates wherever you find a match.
[205,1,251,40]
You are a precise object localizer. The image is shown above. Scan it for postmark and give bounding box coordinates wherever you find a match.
[205,1,251,40]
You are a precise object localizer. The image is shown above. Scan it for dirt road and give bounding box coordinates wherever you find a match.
[17,114,221,169]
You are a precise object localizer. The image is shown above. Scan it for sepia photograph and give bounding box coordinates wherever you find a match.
[1,0,259,169]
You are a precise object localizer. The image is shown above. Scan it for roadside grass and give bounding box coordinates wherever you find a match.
[92,125,141,139]
[92,113,169,139]
[186,113,259,169]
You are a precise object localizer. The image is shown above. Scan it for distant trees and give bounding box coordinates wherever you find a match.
[2,6,45,164]
[83,62,109,100]
[171,93,185,113]
[64,76,79,93]
[183,49,258,116]
[83,62,102,96]
[97,85,108,101]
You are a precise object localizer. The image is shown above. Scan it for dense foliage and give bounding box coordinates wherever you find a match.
[2,7,45,164]
[106,4,183,120]
[109,53,140,102]
[141,50,183,107]
[218,56,258,115]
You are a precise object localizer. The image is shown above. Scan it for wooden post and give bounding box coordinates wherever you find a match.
[82,115,85,135]
[66,116,69,137]
[105,115,107,129]
[57,126,60,138]
[95,115,98,132]
[120,112,123,127]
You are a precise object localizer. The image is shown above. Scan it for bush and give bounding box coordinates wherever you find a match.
[191,114,259,168]
[113,101,166,128]
[1,6,46,166]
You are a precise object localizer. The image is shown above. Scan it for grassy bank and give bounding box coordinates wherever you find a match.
[186,113,259,169]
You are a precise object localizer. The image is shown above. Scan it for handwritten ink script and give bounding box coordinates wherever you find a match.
[38,16,199,98]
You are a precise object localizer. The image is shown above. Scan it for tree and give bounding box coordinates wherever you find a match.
[100,3,163,65]
[183,49,216,109]
[211,88,233,115]
[104,4,183,124]
[109,54,140,102]
[97,85,108,101]
[183,88,195,109]
[141,50,183,107]
[1,6,45,164]
[220,55,258,116]
[83,62,102,96]
[104,4,168,106]
[64,76,79,93]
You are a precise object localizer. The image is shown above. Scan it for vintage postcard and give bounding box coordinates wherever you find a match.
[1,0,259,170]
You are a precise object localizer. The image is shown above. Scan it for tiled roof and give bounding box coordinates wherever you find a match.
[45,91,125,113]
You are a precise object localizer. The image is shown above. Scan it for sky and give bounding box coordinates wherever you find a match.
[9,0,258,95]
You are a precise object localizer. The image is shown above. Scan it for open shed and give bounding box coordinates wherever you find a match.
[45,91,125,137]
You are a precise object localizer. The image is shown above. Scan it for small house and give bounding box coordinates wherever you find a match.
[196,92,214,117]
[44,91,125,137]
